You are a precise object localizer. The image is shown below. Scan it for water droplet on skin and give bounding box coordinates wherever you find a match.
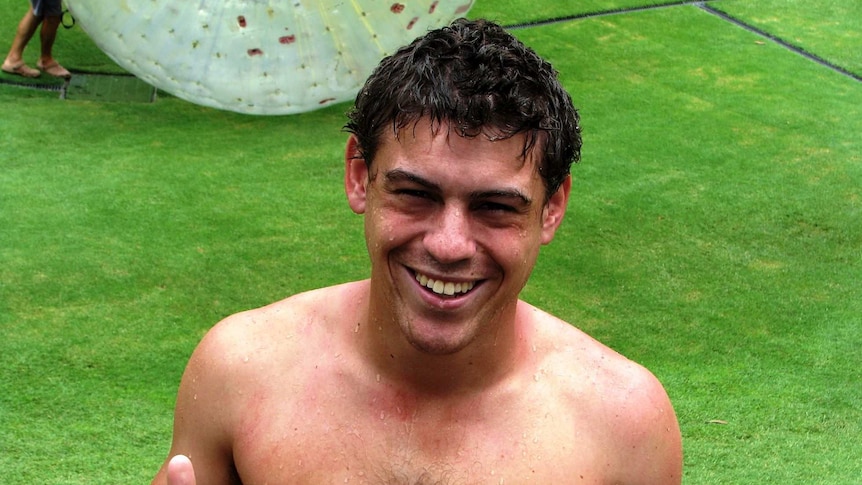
[243,356,249,363]
[376,374,381,383]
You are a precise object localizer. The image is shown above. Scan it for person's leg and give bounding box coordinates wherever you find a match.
[1,6,42,77]
[34,0,70,78]
[37,15,61,64]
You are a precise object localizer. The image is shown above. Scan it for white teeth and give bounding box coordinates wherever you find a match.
[415,273,476,296]
[433,280,445,294]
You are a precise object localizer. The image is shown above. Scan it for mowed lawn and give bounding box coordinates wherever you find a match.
[1,1,860,483]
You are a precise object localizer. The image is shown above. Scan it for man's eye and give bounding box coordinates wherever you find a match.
[476,201,517,213]
[397,189,432,199]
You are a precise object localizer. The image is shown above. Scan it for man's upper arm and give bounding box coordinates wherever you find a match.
[618,367,683,485]
[152,316,248,485]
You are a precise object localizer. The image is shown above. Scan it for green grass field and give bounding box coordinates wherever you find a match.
[1,1,860,483]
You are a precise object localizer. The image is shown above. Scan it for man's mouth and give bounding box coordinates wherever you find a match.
[415,271,476,296]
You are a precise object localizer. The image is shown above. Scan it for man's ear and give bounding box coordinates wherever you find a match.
[540,175,571,245]
[344,135,369,214]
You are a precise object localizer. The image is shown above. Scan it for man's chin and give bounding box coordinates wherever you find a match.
[407,338,468,356]
[402,321,475,356]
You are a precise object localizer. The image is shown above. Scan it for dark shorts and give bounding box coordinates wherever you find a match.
[31,0,62,17]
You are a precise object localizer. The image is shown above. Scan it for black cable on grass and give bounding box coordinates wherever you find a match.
[697,3,861,83]
[505,0,705,29]
[503,0,860,84]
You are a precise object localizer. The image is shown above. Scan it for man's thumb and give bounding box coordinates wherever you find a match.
[166,455,195,485]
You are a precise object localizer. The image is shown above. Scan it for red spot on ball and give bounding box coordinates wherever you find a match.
[429,1,438,13]
[455,3,471,14]
[238,16,247,27]
[407,17,419,30]
[247,48,263,56]
[319,98,336,105]
[390,3,405,13]
[279,35,296,44]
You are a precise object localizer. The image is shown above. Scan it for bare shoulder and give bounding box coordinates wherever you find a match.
[523,302,683,484]
[194,280,366,367]
[155,282,368,484]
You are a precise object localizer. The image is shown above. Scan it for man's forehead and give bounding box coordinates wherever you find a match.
[385,119,541,163]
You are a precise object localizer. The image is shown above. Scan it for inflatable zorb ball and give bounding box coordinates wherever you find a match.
[66,0,474,115]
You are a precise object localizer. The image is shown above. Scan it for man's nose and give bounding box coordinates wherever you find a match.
[423,205,477,264]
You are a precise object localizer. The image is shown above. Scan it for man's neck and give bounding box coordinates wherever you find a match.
[357,288,529,396]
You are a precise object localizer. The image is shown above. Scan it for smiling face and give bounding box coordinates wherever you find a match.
[345,118,570,356]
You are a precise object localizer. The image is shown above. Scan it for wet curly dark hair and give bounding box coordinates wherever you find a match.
[344,18,581,197]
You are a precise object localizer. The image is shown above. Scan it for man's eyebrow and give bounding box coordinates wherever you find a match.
[472,189,532,207]
[383,169,440,191]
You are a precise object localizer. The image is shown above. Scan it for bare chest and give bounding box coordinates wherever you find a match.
[229,384,605,484]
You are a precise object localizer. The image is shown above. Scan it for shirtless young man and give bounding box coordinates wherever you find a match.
[152,18,682,485]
